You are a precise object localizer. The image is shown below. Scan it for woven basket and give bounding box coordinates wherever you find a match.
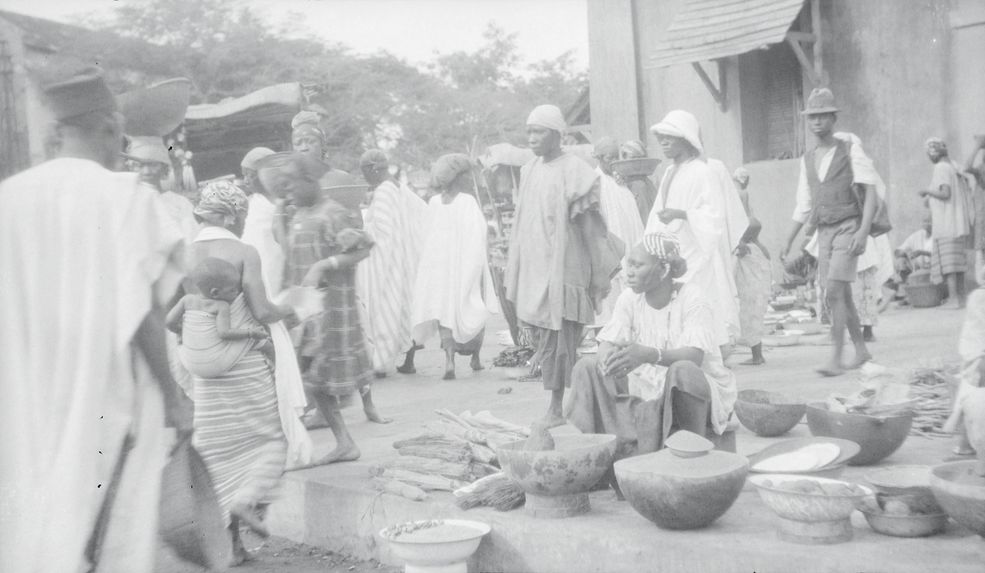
[610,158,660,178]
[906,284,943,308]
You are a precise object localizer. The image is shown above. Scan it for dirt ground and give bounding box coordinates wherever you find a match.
[157,533,401,573]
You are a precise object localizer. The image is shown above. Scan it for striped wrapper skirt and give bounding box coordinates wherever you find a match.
[193,351,287,523]
[930,236,969,285]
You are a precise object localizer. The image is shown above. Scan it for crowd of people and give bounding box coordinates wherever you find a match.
[2,66,983,573]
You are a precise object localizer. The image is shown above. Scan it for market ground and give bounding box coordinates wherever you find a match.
[164,302,974,572]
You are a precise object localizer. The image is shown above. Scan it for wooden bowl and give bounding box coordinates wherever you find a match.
[734,390,806,437]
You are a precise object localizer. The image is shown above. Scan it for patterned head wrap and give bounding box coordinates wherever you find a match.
[430,153,473,189]
[925,137,947,156]
[641,232,681,261]
[194,180,248,228]
[291,110,325,141]
[619,139,647,159]
[732,166,750,185]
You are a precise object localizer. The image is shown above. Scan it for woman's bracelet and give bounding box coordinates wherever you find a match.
[654,348,663,365]
[325,256,339,270]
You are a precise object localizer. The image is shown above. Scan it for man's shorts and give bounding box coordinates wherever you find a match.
[817,217,860,284]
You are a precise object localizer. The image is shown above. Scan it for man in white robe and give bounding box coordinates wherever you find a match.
[645,110,740,349]
[411,153,499,379]
[356,150,427,376]
[0,71,190,573]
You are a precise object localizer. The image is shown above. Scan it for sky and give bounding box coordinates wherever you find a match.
[1,0,589,69]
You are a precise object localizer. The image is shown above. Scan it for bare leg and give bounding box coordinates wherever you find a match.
[470,350,484,371]
[361,387,391,424]
[396,343,419,374]
[544,388,566,427]
[229,502,269,538]
[948,272,967,309]
[442,346,456,380]
[842,281,871,368]
[818,281,849,376]
[310,392,360,465]
[740,343,765,365]
[671,388,711,436]
[230,520,250,566]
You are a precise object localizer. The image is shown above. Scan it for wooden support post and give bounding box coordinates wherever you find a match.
[691,61,727,112]
[811,0,824,84]
[786,36,820,86]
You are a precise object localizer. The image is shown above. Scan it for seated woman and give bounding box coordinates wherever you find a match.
[564,232,738,461]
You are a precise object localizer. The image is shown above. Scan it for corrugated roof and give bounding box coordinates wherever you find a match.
[648,0,806,68]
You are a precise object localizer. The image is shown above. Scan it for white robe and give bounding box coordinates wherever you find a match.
[645,158,737,346]
[411,193,499,345]
[0,158,184,573]
[241,192,285,296]
[595,169,644,326]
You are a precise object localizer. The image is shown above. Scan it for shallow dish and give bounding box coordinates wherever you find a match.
[747,437,859,478]
[380,519,490,569]
[860,508,948,538]
[930,461,985,537]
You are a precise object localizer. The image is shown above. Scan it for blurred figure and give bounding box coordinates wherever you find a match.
[732,167,771,365]
[239,146,284,295]
[921,137,972,309]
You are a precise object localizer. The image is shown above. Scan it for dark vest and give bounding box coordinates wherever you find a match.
[807,139,860,226]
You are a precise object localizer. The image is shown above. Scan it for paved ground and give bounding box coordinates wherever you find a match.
[169,303,978,571]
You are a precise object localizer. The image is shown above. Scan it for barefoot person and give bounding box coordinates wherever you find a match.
[565,233,737,459]
[409,153,499,379]
[1,70,190,573]
[780,88,877,376]
[505,104,620,426]
[731,167,772,365]
[922,137,972,309]
[263,153,389,459]
[185,181,311,562]
[356,149,426,378]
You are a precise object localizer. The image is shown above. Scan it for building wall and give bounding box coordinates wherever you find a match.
[586,0,640,143]
[949,0,985,162]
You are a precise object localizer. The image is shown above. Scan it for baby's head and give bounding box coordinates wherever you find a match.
[336,228,371,252]
[191,258,241,303]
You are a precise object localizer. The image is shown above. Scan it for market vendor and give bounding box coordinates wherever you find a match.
[564,232,737,457]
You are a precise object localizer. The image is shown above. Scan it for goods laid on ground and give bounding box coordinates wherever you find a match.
[823,363,958,438]
[759,478,866,497]
[371,410,528,508]
[454,473,525,511]
[752,443,841,473]
[492,345,535,368]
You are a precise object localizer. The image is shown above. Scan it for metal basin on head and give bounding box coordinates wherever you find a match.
[496,433,617,518]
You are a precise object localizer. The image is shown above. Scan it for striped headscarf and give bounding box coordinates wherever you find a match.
[195,180,248,228]
[641,231,681,261]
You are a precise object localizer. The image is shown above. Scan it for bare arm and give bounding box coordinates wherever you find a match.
[781,220,805,262]
[133,301,192,431]
[300,246,372,287]
[603,342,704,376]
[241,245,292,324]
[164,296,186,334]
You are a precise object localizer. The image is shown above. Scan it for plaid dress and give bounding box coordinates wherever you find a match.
[286,199,373,397]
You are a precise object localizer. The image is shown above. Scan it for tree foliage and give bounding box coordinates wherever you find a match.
[90,0,587,171]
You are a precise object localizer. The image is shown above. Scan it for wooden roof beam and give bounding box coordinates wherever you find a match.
[691,61,727,112]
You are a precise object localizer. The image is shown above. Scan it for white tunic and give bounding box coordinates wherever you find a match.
[597,284,738,434]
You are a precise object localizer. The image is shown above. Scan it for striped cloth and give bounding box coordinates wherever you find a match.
[356,181,426,373]
[192,351,287,523]
[930,236,969,285]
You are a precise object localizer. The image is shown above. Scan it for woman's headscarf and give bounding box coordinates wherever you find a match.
[641,231,681,261]
[620,139,647,159]
[430,153,473,189]
[291,110,325,141]
[195,180,248,228]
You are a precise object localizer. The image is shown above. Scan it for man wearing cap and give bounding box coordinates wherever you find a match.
[240,146,285,295]
[505,104,621,426]
[355,149,426,378]
[647,110,740,351]
[0,71,190,573]
[124,135,199,247]
[780,88,877,376]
